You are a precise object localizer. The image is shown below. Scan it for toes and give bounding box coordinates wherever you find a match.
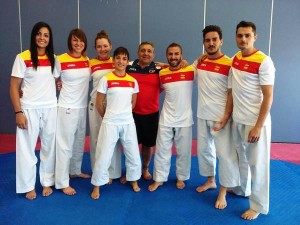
[25,190,37,200]
[63,187,76,195]
[42,187,53,197]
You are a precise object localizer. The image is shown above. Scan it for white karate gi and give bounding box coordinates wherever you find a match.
[11,50,58,193]
[229,50,275,214]
[91,72,141,186]
[194,56,240,188]
[153,66,194,182]
[55,53,90,189]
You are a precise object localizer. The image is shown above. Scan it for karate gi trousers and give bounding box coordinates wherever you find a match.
[55,107,87,189]
[153,125,192,182]
[16,108,56,193]
[91,122,141,186]
[197,118,240,187]
[88,100,121,178]
[232,122,271,214]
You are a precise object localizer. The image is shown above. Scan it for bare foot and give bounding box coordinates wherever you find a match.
[142,168,152,180]
[196,180,217,193]
[62,186,76,195]
[91,186,100,199]
[241,209,260,220]
[215,186,227,209]
[148,181,163,192]
[131,181,141,192]
[25,190,37,200]
[42,186,53,197]
[120,176,127,184]
[70,173,91,179]
[107,179,113,185]
[176,180,186,189]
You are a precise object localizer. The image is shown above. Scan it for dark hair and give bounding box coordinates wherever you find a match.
[94,30,111,48]
[138,41,155,51]
[166,42,182,55]
[113,46,129,60]
[67,28,87,54]
[202,25,222,40]
[236,21,257,35]
[30,21,55,73]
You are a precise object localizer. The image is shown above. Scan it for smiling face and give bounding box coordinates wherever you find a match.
[113,53,129,73]
[35,27,50,52]
[137,44,155,68]
[95,38,112,60]
[166,46,182,69]
[70,35,85,57]
[203,31,223,57]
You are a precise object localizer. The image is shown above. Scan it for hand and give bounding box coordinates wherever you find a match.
[213,116,229,131]
[16,113,27,129]
[247,126,261,143]
[197,53,208,64]
[19,89,23,98]
[56,79,62,90]
[155,62,168,68]
[180,60,189,68]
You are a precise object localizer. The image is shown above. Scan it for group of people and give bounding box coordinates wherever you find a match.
[10,20,275,221]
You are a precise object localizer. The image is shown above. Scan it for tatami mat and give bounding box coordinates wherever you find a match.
[0,152,299,225]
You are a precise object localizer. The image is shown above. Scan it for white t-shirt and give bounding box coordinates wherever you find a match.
[193,55,232,121]
[97,72,139,125]
[159,65,195,127]
[11,50,58,109]
[229,50,275,126]
[56,53,91,108]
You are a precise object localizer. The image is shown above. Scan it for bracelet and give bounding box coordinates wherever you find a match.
[15,110,23,114]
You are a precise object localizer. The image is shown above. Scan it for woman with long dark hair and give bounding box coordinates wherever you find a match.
[10,21,58,200]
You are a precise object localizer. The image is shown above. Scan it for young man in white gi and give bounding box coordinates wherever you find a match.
[229,21,275,220]
[148,43,194,191]
[194,25,240,209]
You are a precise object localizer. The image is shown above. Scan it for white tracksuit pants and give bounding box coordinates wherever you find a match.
[153,125,192,182]
[88,100,121,178]
[232,121,271,214]
[197,118,240,187]
[55,107,87,189]
[91,122,141,186]
[16,108,56,193]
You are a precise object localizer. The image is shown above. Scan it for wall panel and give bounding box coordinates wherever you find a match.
[80,0,140,59]
[20,0,78,54]
[0,0,299,143]
[271,0,300,142]
[205,0,273,57]
[142,0,204,63]
[0,1,20,133]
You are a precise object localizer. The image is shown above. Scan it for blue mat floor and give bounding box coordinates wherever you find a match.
[0,152,299,225]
